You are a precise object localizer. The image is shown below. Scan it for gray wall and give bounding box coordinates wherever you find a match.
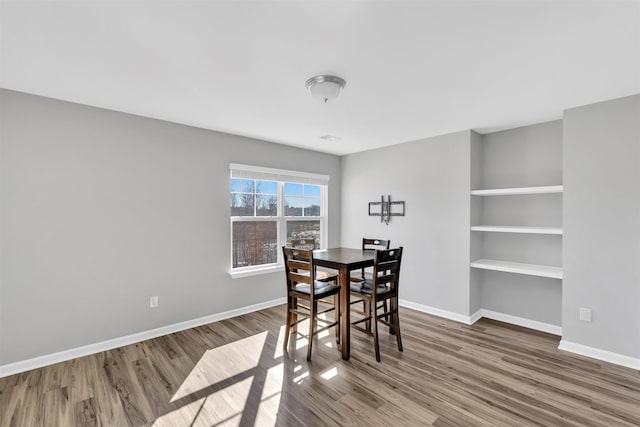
[471,121,563,326]
[340,131,471,316]
[0,89,342,365]
[563,94,640,358]
[474,120,563,189]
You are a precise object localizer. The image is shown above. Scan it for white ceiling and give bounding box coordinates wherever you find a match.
[1,1,639,155]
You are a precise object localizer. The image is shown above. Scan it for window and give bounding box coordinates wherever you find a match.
[230,164,329,276]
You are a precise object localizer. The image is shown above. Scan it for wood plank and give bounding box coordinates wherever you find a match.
[75,397,99,427]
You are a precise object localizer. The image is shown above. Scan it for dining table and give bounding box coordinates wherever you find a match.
[313,247,376,360]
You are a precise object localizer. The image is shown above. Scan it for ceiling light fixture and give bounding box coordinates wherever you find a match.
[305,75,346,103]
[320,134,342,142]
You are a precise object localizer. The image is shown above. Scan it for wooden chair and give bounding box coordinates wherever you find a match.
[282,247,341,361]
[290,238,338,283]
[350,247,403,362]
[350,238,391,324]
[350,238,391,283]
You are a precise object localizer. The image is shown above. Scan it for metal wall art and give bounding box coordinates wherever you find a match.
[368,195,405,225]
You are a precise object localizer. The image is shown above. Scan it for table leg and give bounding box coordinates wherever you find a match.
[339,266,350,360]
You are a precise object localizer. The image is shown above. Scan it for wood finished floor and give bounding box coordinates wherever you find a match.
[1,305,639,426]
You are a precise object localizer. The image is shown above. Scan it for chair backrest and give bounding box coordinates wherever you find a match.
[357,238,391,278]
[290,237,317,250]
[282,246,316,297]
[362,238,391,252]
[371,247,403,302]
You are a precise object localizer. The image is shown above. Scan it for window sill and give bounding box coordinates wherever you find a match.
[230,264,284,279]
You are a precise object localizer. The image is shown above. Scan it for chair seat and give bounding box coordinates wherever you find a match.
[350,280,391,295]
[292,281,341,298]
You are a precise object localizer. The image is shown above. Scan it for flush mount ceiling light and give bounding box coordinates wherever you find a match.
[320,134,342,142]
[305,75,346,103]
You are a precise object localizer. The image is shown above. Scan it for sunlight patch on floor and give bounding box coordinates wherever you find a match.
[171,331,268,402]
[254,363,284,426]
[273,325,286,359]
[317,328,330,339]
[154,376,253,426]
[254,393,281,426]
[292,370,309,384]
[152,395,206,427]
[320,366,338,380]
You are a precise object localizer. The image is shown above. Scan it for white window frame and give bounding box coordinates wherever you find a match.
[229,164,329,279]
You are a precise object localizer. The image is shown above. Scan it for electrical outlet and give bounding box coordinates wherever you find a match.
[150,296,159,308]
[579,307,591,322]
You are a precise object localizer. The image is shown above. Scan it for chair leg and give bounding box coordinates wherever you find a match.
[291,298,298,334]
[372,298,381,362]
[364,299,371,333]
[307,300,316,361]
[392,298,403,352]
[283,297,293,352]
[387,299,396,335]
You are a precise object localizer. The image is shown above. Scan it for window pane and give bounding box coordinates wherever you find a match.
[284,183,303,196]
[287,220,321,248]
[256,180,277,195]
[285,196,303,216]
[230,193,254,216]
[232,221,277,268]
[256,195,277,216]
[230,170,326,271]
[304,197,321,216]
[304,185,320,197]
[230,178,243,192]
[241,179,254,192]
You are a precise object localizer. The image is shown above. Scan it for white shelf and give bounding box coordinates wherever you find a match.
[470,259,563,279]
[470,225,563,235]
[471,185,563,196]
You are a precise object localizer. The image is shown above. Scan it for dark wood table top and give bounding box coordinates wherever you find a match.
[313,247,375,270]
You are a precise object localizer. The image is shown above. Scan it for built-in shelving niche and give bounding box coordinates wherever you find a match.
[470,121,563,333]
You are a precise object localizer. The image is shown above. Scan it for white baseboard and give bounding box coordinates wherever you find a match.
[558,340,640,371]
[0,297,286,379]
[399,302,562,335]
[469,309,483,325]
[399,299,474,325]
[474,309,562,336]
